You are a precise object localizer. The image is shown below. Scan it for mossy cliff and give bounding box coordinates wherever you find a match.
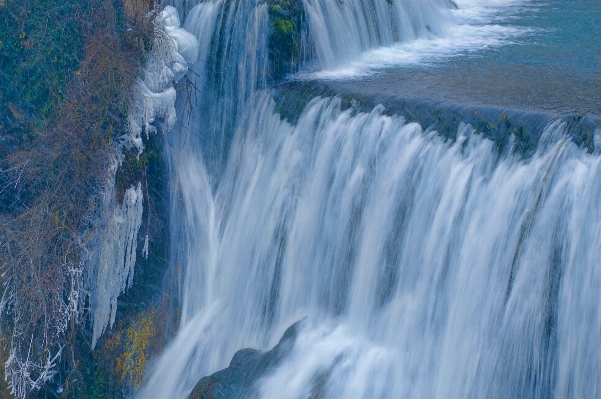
[0,0,176,397]
[266,0,306,82]
[0,0,83,141]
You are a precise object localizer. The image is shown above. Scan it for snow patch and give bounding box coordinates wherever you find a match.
[160,5,199,64]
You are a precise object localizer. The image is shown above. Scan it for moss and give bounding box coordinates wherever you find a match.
[0,0,86,138]
[267,0,304,82]
[274,18,293,35]
[79,351,111,399]
[52,288,173,398]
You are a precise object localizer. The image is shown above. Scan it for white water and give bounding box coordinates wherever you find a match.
[302,0,450,70]
[176,0,270,178]
[139,92,601,398]
[298,0,531,79]
[136,0,601,398]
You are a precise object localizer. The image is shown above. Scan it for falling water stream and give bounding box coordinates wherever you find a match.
[136,0,601,398]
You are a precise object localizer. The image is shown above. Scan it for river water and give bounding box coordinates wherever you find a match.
[135,1,601,398]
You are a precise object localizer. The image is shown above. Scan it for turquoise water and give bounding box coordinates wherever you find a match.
[498,0,600,75]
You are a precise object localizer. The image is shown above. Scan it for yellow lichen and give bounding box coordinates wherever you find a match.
[115,311,156,389]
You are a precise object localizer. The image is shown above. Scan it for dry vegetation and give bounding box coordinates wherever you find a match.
[0,0,156,396]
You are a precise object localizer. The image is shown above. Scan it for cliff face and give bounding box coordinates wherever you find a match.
[0,1,183,397]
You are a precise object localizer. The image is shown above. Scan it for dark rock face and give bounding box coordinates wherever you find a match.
[189,320,304,399]
[267,0,307,82]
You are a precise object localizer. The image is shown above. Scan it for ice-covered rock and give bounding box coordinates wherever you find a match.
[85,6,199,348]
[126,5,199,156]
[159,5,199,64]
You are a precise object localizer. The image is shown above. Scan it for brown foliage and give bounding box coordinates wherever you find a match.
[0,0,156,396]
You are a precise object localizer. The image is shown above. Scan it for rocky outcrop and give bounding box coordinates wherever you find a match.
[189,321,304,399]
[267,0,307,82]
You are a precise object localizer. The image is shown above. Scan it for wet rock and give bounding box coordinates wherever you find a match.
[189,320,304,399]
[267,0,306,82]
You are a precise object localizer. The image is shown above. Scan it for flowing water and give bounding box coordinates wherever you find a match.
[136,0,601,398]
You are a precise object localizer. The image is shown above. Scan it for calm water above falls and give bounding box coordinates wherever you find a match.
[136,1,601,398]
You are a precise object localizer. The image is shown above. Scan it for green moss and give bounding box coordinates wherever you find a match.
[80,352,111,399]
[274,18,293,35]
[0,0,85,137]
[267,0,304,82]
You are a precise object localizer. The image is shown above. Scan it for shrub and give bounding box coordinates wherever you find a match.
[0,0,155,396]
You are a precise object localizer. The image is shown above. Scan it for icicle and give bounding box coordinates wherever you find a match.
[86,182,144,348]
[82,6,198,348]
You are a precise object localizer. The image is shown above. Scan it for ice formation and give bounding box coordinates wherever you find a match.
[88,181,144,347]
[82,151,143,347]
[127,5,199,156]
[84,6,198,347]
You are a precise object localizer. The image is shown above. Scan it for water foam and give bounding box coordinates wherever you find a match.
[137,92,601,398]
[297,0,532,79]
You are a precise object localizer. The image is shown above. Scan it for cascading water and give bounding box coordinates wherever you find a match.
[302,0,450,69]
[173,0,270,179]
[136,0,601,398]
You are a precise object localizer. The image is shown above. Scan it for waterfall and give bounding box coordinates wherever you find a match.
[136,0,601,398]
[140,93,601,398]
[175,0,270,179]
[303,0,450,69]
